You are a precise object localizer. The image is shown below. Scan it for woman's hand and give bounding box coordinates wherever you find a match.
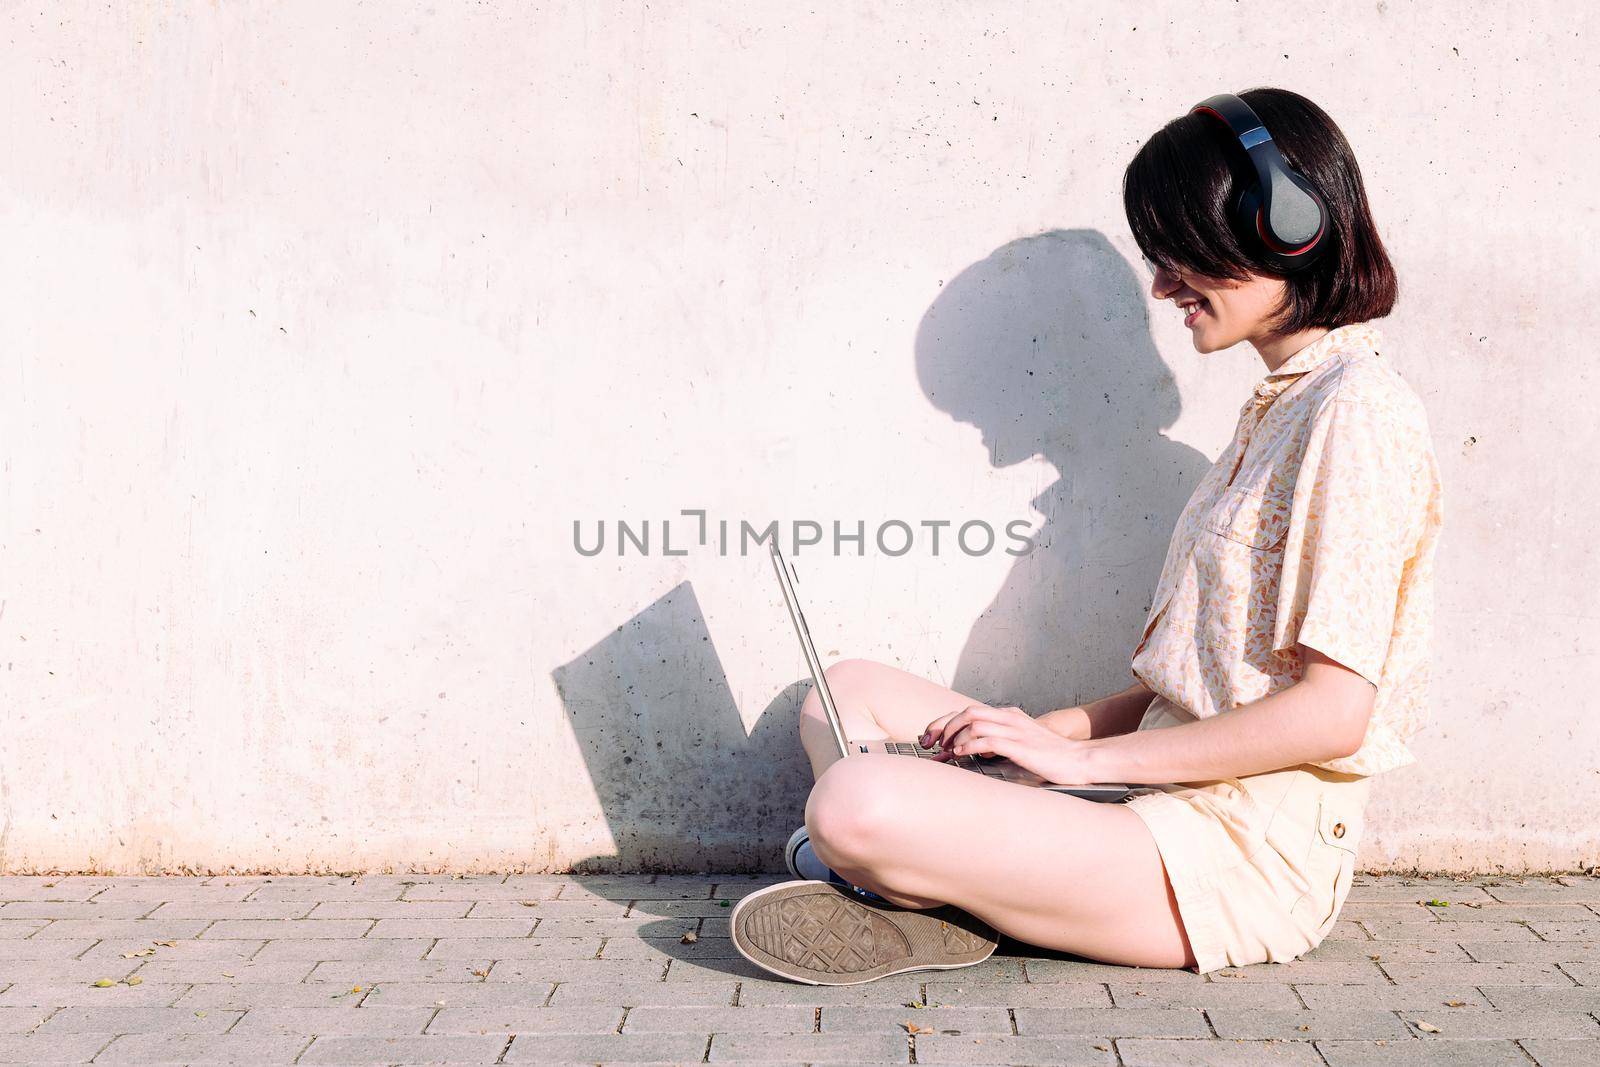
[919,703,1100,786]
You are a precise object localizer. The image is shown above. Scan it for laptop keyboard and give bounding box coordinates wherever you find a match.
[880,740,1007,776]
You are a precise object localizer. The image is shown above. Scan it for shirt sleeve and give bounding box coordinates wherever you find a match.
[1270,396,1419,687]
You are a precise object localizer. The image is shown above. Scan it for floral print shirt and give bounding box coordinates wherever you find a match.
[1129,321,1445,775]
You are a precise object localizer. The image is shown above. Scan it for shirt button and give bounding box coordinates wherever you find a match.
[1332,822,1346,838]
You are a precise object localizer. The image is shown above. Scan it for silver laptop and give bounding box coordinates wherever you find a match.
[769,540,1143,803]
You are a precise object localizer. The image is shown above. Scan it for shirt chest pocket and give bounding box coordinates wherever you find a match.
[1202,484,1291,550]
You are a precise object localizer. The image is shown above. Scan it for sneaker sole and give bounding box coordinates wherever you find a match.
[730,879,999,985]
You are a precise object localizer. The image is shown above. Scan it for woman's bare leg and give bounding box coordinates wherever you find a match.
[795,658,1197,970]
[797,657,990,781]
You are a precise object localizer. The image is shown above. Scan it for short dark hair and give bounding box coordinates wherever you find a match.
[1122,87,1398,334]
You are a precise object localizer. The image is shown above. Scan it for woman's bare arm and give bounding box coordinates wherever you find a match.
[1034,680,1156,741]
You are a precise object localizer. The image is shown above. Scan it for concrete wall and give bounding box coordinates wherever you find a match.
[1,2,1594,875]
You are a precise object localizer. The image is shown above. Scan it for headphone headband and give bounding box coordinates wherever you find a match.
[1189,92,1329,272]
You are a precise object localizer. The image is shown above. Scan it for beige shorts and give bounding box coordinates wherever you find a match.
[1121,695,1371,974]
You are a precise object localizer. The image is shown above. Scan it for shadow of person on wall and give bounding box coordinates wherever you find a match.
[545,227,1217,969]
[913,228,1212,714]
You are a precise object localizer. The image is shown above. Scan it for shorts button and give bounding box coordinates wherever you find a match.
[1332,821,1346,838]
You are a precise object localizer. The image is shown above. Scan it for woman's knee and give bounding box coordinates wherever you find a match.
[797,657,886,730]
[803,754,900,866]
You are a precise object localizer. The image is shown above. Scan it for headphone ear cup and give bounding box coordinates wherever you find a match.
[1236,175,1329,272]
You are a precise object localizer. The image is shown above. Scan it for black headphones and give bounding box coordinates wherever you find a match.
[1190,93,1330,273]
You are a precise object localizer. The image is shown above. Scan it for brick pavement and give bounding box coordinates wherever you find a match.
[0,872,1596,1064]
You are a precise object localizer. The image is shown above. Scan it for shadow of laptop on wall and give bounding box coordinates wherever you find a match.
[551,579,814,878]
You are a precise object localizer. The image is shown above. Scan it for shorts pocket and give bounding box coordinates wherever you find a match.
[1291,791,1363,935]
[1202,485,1290,550]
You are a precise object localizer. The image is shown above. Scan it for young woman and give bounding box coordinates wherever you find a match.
[730,87,1444,984]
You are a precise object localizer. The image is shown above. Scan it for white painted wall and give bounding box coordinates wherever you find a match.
[2,2,1595,874]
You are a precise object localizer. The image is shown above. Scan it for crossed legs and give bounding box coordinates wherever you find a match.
[798,658,1198,971]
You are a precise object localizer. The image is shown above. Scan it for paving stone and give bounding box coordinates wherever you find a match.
[81,939,263,962]
[598,936,747,960]
[142,901,313,920]
[369,917,535,939]
[1295,983,1495,1010]
[428,1004,623,1033]
[659,955,775,982]
[926,980,1111,1008]
[1116,1035,1326,1064]
[557,877,714,902]
[299,1033,510,1062]
[819,1005,1011,1034]
[35,1006,243,1034]
[0,1006,52,1033]
[28,920,210,941]
[1107,983,1298,1009]
[0,962,142,985]
[526,916,699,937]
[360,982,556,1008]
[1392,1008,1600,1039]
[501,1031,709,1062]
[1379,961,1576,984]
[427,936,602,960]
[626,899,745,917]
[1326,920,1374,940]
[1560,961,1600,984]
[619,1004,814,1034]
[1427,904,1594,923]
[174,983,399,1010]
[0,879,111,903]
[198,918,374,940]
[735,979,924,1006]
[708,1031,908,1061]
[1519,1038,1600,1065]
[1207,1008,1410,1040]
[1013,1006,1210,1038]
[244,878,409,902]
[483,958,672,983]
[253,936,432,962]
[466,898,625,917]
[0,939,98,960]
[0,901,157,920]
[308,959,498,984]
[229,1005,436,1035]
[1314,1038,1533,1065]
[0,921,49,941]
[400,882,547,901]
[130,960,317,984]
[1339,902,1442,920]
[81,1032,312,1064]
[910,1033,1115,1064]
[1484,879,1600,902]
[0,983,190,1007]
[1301,938,1471,962]
[1360,920,1538,941]
[1346,884,1497,903]
[1189,961,1385,984]
[1479,984,1600,1010]
[89,882,260,904]
[305,900,473,919]
[1525,922,1600,941]
[1023,959,1210,983]
[544,980,737,1007]
[1462,940,1600,963]
[0,1033,117,1063]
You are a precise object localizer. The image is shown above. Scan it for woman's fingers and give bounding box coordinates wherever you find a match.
[935,720,1020,760]
[920,704,993,747]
